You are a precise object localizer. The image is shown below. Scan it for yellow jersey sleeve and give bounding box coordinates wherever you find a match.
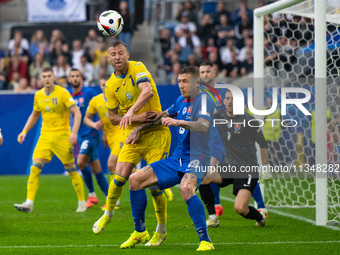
[33,92,41,112]
[105,80,119,111]
[87,96,97,115]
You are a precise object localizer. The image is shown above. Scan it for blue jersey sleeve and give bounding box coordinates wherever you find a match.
[167,96,182,117]
[197,94,215,122]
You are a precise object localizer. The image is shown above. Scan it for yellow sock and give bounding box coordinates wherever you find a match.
[67,169,85,201]
[106,174,127,211]
[149,188,167,224]
[27,165,42,201]
[109,173,115,183]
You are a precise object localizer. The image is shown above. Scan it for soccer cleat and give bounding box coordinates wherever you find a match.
[93,215,112,234]
[206,217,219,228]
[196,241,215,251]
[258,208,269,219]
[215,204,224,217]
[86,196,99,208]
[145,232,167,246]
[100,204,106,211]
[14,202,33,213]
[164,188,173,202]
[76,201,87,212]
[256,209,268,226]
[120,230,150,249]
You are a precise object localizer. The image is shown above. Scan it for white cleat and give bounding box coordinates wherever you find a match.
[14,202,33,213]
[256,209,268,226]
[206,217,219,228]
[76,201,87,212]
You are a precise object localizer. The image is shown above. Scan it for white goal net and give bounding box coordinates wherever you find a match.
[256,0,340,224]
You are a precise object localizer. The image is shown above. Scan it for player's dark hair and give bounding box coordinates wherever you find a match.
[70,68,83,76]
[100,74,111,81]
[179,66,199,77]
[41,67,53,73]
[108,40,127,50]
[199,61,213,68]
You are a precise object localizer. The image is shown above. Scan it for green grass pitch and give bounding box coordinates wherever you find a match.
[0,175,339,254]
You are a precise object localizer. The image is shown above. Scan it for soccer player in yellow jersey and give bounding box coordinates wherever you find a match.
[92,41,171,248]
[14,67,86,213]
[84,74,125,209]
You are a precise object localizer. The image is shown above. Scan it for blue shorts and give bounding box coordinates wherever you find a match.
[78,134,100,162]
[150,157,208,190]
[210,141,225,163]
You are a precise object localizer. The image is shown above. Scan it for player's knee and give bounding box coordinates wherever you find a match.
[180,183,195,201]
[77,160,86,170]
[107,161,116,172]
[234,203,248,216]
[129,174,141,190]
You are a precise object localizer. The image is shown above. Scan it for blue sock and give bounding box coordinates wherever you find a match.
[253,183,265,209]
[81,166,94,193]
[95,171,109,196]
[186,195,210,242]
[130,189,147,232]
[211,183,221,205]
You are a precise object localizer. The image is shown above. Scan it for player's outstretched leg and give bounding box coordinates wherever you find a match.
[120,189,150,249]
[80,166,98,208]
[14,162,42,213]
[93,174,127,234]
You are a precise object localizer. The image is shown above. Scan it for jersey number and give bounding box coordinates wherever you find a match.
[52,97,57,105]
[129,75,135,86]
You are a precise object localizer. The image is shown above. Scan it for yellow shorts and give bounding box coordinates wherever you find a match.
[118,127,171,165]
[32,131,74,164]
[107,126,126,156]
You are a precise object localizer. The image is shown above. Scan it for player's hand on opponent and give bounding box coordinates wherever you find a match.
[17,131,27,144]
[69,132,78,146]
[125,128,141,145]
[162,117,181,127]
[93,120,103,130]
[120,109,134,130]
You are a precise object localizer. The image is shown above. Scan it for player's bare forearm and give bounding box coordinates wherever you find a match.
[22,110,41,133]
[83,112,95,128]
[125,111,169,145]
[164,117,209,133]
[108,108,123,125]
[69,105,81,134]
[136,110,169,132]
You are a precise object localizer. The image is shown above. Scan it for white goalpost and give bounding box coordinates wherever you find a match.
[254,0,340,226]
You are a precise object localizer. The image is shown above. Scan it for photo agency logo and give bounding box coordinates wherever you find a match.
[200,84,311,128]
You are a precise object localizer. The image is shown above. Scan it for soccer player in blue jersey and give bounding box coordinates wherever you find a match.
[125,66,215,251]
[68,68,109,208]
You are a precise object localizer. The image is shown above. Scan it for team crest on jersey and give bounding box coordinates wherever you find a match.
[188,106,192,113]
[182,106,187,115]
[45,99,50,102]
[79,98,84,104]
[234,123,241,134]
[125,91,133,100]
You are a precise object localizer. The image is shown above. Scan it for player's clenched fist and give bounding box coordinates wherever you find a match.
[17,130,27,144]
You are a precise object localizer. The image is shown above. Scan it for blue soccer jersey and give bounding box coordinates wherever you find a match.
[69,86,99,139]
[167,92,215,163]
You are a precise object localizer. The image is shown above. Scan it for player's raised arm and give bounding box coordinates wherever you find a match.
[69,104,81,145]
[120,82,153,129]
[17,110,41,144]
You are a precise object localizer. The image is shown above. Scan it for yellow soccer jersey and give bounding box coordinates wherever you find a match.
[87,93,114,134]
[105,61,163,132]
[33,85,75,132]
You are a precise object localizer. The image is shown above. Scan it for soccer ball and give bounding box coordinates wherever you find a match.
[97,10,124,37]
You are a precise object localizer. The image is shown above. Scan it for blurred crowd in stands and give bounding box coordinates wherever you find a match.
[0,0,134,92]
[0,0,317,91]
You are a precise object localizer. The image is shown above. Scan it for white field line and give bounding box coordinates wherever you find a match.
[219,195,340,231]
[1,240,340,249]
